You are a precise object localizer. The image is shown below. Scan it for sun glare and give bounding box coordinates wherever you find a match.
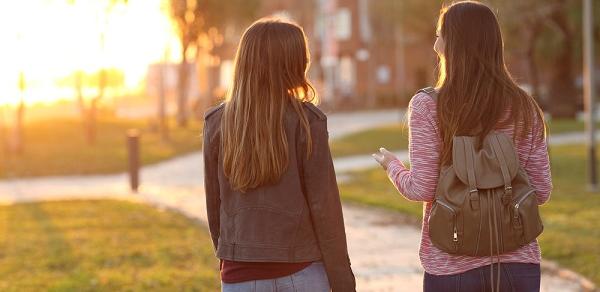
[0,0,182,106]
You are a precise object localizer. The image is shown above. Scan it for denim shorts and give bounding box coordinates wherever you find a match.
[221,261,330,292]
[424,263,541,292]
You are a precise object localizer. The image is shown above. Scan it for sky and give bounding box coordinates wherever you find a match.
[0,0,182,106]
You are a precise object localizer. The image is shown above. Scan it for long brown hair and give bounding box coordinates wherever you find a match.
[435,1,546,166]
[221,18,316,192]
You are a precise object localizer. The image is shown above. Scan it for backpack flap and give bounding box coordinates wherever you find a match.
[452,132,519,190]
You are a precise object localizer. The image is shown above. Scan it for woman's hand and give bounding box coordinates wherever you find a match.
[372,148,401,170]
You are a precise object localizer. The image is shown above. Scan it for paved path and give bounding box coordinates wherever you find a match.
[0,112,595,292]
[548,131,600,146]
[325,109,405,139]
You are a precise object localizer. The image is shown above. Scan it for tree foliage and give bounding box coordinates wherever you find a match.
[65,0,128,144]
[168,0,259,127]
[375,0,593,117]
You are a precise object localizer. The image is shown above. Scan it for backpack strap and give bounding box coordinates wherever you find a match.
[417,86,438,101]
[490,135,514,204]
[463,137,479,195]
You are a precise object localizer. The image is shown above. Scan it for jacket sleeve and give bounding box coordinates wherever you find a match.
[203,124,221,251]
[301,118,356,292]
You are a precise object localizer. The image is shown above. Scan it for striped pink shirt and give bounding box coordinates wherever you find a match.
[386,92,553,275]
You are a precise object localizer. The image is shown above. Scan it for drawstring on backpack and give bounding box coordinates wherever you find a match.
[487,189,503,292]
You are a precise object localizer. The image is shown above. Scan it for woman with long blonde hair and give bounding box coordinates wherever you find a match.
[203,18,355,292]
[374,1,551,291]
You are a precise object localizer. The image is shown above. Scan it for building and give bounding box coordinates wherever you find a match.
[200,0,437,111]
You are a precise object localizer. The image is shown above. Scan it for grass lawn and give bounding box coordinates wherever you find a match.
[1,117,202,179]
[330,124,409,158]
[546,119,592,135]
[339,144,600,285]
[0,200,219,291]
[330,118,594,158]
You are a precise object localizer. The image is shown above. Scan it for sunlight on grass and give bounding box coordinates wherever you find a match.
[0,200,219,291]
[0,117,202,178]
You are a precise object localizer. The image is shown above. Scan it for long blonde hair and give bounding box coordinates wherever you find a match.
[221,18,316,193]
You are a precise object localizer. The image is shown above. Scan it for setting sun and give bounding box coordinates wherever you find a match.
[0,0,182,106]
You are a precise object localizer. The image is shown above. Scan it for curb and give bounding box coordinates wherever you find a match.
[541,261,598,292]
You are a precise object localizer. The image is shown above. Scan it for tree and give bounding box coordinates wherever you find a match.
[546,0,578,118]
[12,72,26,155]
[67,0,128,145]
[377,0,590,118]
[491,0,560,104]
[492,0,582,118]
[0,71,27,156]
[59,68,125,144]
[370,0,441,105]
[60,69,124,118]
[169,0,259,127]
[0,105,7,156]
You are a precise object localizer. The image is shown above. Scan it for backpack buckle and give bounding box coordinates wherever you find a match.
[469,192,480,210]
[503,186,513,204]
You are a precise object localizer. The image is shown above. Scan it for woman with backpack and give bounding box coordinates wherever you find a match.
[203,18,356,292]
[373,1,552,291]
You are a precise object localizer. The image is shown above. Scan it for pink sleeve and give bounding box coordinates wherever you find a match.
[386,95,440,202]
[524,119,553,205]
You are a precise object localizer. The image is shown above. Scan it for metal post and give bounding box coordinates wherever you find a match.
[127,129,140,192]
[583,0,597,191]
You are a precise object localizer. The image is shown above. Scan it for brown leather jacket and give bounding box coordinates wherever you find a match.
[202,102,355,291]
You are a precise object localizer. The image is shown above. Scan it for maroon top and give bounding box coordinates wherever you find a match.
[220,260,312,283]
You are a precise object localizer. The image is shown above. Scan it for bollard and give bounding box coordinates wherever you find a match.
[127,129,140,192]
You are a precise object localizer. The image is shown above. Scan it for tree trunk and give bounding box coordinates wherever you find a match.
[85,99,98,145]
[525,21,542,106]
[0,107,7,156]
[75,71,85,114]
[547,1,578,118]
[85,68,106,146]
[195,45,211,118]
[13,100,25,155]
[177,45,190,128]
[13,72,26,155]
[75,71,89,141]
[158,59,169,142]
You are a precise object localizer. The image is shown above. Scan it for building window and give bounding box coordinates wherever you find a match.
[338,56,355,93]
[377,65,390,84]
[336,8,351,40]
